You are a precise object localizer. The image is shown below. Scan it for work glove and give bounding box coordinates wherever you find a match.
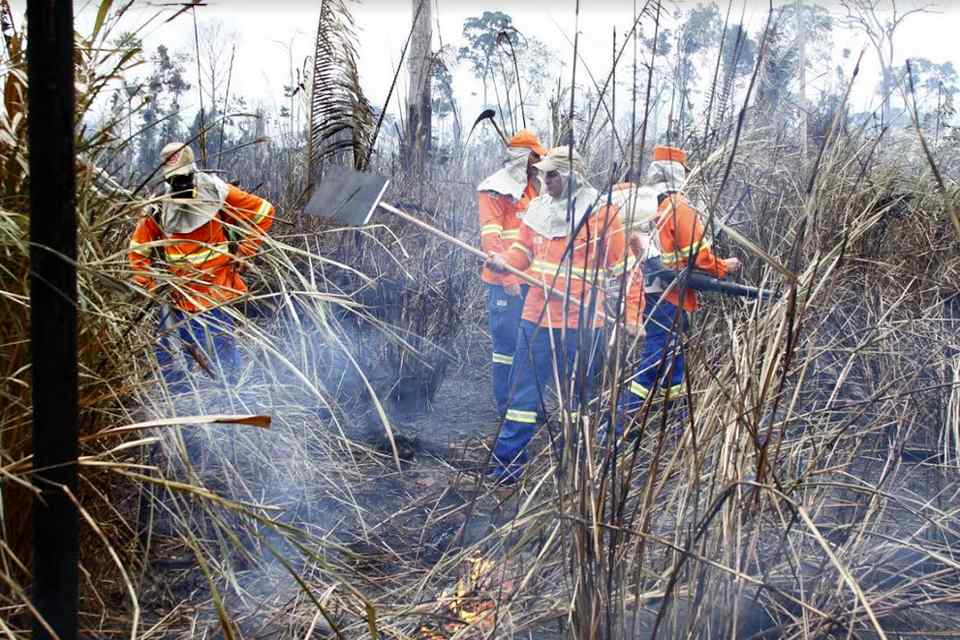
[486,253,509,274]
[628,232,647,256]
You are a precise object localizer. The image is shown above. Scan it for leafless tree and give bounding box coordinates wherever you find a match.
[197,20,239,121]
[840,0,936,127]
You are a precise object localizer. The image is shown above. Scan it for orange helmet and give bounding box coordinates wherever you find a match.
[652,145,688,166]
[508,129,547,156]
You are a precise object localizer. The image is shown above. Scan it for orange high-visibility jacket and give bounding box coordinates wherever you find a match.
[128,184,274,312]
[503,203,627,329]
[478,179,539,286]
[655,193,727,312]
[623,265,647,330]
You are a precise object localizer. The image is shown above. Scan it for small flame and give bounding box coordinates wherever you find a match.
[416,554,513,638]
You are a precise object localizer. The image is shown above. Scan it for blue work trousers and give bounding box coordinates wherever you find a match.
[491,320,603,481]
[487,283,527,416]
[155,306,239,395]
[620,294,687,418]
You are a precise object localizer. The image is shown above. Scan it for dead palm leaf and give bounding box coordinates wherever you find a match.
[306,0,374,184]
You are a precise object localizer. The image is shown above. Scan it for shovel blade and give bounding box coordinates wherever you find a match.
[303,165,390,226]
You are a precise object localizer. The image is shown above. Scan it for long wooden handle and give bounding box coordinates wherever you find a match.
[377,201,617,323]
[378,201,537,287]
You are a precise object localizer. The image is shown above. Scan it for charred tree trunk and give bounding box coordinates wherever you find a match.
[405,0,432,171]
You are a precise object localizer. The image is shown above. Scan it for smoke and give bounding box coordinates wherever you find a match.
[134,274,484,633]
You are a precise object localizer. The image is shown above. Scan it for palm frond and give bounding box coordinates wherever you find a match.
[306,0,374,183]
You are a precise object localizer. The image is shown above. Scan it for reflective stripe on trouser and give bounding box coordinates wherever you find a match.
[617,294,687,432]
[487,283,527,415]
[491,320,603,481]
[155,306,240,395]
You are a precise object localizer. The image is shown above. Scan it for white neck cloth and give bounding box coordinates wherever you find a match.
[477,147,530,199]
[523,182,599,239]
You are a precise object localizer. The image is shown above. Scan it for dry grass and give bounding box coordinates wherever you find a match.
[467,122,960,638]
[2,2,960,639]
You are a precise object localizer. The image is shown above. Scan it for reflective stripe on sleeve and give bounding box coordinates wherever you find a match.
[481,224,504,236]
[630,381,684,400]
[252,200,272,224]
[659,252,682,267]
[510,242,533,259]
[662,238,712,265]
[501,229,520,240]
[608,256,628,273]
[129,239,152,257]
[492,353,514,365]
[505,409,538,424]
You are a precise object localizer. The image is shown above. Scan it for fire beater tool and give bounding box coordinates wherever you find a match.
[303,166,615,320]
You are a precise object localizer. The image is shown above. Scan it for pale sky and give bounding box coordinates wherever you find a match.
[13,1,960,135]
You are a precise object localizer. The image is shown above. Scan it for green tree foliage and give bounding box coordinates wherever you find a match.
[432,55,455,121]
[721,24,757,82]
[458,10,513,102]
[458,11,560,133]
[755,4,833,128]
[110,30,142,51]
[794,3,835,73]
[105,44,192,179]
[677,3,721,61]
[840,0,933,128]
[432,49,460,148]
[900,57,958,141]
[140,45,191,174]
[512,35,558,110]
[670,2,722,140]
[711,23,757,125]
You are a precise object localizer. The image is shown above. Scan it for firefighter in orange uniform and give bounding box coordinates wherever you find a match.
[485,146,630,484]
[477,129,547,416]
[128,142,274,394]
[620,145,739,417]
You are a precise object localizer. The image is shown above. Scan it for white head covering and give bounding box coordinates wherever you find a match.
[523,146,598,238]
[476,147,531,199]
[160,171,229,234]
[160,142,196,178]
[646,158,687,196]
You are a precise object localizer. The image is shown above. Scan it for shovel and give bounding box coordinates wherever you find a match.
[304,166,612,313]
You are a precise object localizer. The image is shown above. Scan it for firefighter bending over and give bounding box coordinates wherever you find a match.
[128,142,275,395]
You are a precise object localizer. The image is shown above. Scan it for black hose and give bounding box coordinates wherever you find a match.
[645,257,780,301]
